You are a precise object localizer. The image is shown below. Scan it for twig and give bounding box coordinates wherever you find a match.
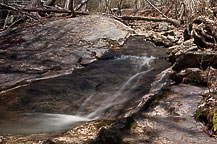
[145,0,168,18]
[3,11,10,30]
[8,15,22,29]
[0,3,38,20]
[22,8,89,15]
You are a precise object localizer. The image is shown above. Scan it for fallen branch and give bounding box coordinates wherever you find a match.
[22,8,89,15]
[0,3,38,20]
[109,15,128,25]
[22,8,71,13]
[145,0,168,18]
[164,0,175,16]
[119,16,180,27]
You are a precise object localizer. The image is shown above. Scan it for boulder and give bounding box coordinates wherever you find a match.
[0,15,133,91]
[170,68,207,85]
[167,39,197,62]
[167,39,217,70]
[172,51,217,71]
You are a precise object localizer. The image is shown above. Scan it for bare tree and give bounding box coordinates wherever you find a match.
[64,0,75,16]
[133,0,138,15]
[117,0,123,15]
[44,0,57,6]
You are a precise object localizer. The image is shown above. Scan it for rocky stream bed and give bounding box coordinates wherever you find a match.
[0,14,216,143]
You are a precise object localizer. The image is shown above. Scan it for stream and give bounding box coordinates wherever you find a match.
[0,36,170,135]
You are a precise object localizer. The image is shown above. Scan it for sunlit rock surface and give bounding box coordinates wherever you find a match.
[133,84,216,144]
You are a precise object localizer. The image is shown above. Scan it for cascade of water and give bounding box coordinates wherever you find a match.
[78,93,95,112]
[0,54,157,134]
[79,55,155,119]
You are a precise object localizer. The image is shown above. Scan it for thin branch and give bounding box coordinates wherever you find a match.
[3,11,10,29]
[22,8,89,15]
[0,3,38,20]
[8,15,22,29]
[22,8,71,13]
[144,0,168,18]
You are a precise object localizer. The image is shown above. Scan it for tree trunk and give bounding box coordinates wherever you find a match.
[64,0,75,16]
[133,0,138,16]
[44,0,57,6]
[75,0,90,11]
[117,0,123,16]
[105,0,112,14]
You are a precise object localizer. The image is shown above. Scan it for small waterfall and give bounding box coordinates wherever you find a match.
[77,55,155,119]
[115,55,155,71]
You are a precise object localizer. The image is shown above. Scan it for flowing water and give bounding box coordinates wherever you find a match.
[0,36,170,134]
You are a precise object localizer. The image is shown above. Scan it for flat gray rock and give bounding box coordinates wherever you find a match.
[0,15,133,90]
[134,84,216,144]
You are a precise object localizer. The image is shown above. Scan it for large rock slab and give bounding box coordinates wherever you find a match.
[0,15,133,91]
[133,84,216,144]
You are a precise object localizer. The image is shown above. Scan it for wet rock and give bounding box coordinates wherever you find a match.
[172,51,217,71]
[170,67,217,87]
[134,84,216,144]
[167,39,197,62]
[167,39,217,70]
[0,15,133,91]
[43,139,56,144]
[170,68,207,85]
[91,117,136,144]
